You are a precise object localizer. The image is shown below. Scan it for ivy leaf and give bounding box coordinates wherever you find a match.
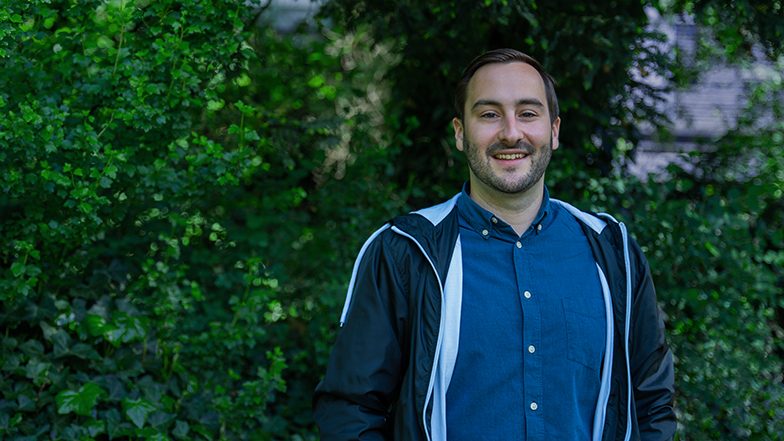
[59,426,81,441]
[69,343,102,360]
[2,354,21,372]
[172,420,190,439]
[138,430,171,441]
[190,424,213,441]
[18,339,45,358]
[121,396,156,429]
[106,375,128,402]
[25,360,51,386]
[148,411,177,431]
[9,412,22,427]
[84,314,119,337]
[104,407,133,439]
[109,311,149,344]
[39,320,58,341]
[17,395,35,412]
[84,417,106,437]
[56,382,105,416]
[51,331,72,358]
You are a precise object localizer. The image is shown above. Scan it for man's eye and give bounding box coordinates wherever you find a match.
[520,111,537,118]
[480,112,498,119]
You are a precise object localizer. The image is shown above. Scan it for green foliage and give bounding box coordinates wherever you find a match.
[0,0,385,439]
[579,163,784,439]
[57,383,106,417]
[659,0,784,60]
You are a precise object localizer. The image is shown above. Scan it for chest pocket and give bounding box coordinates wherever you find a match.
[562,298,606,371]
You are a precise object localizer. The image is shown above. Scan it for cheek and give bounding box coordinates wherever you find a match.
[464,124,494,145]
[528,125,554,143]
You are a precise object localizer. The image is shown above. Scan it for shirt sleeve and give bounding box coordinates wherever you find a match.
[313,230,411,441]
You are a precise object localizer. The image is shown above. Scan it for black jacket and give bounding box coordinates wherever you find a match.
[314,194,676,441]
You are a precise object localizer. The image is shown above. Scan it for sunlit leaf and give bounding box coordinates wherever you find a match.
[56,382,105,416]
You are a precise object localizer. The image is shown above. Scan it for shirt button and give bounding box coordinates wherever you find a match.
[530,402,538,411]
[537,224,542,231]
[491,217,498,224]
[516,241,522,248]
[524,291,531,299]
[528,345,535,353]
[482,229,489,236]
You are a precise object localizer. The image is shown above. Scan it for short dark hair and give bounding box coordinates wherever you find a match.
[454,48,559,124]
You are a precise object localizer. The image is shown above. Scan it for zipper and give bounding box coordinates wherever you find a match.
[391,225,445,441]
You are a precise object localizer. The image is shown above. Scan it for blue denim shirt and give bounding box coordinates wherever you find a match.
[446,183,606,439]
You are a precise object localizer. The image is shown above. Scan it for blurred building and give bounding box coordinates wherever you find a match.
[628,7,777,179]
[252,0,324,33]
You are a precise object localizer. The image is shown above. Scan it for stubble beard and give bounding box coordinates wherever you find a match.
[463,133,553,195]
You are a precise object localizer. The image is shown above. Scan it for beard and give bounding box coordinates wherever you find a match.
[463,133,553,195]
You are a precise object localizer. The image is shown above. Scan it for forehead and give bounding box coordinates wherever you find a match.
[466,61,547,107]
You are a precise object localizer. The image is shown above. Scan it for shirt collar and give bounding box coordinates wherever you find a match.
[457,181,551,239]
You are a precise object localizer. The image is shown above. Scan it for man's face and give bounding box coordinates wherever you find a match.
[453,62,560,196]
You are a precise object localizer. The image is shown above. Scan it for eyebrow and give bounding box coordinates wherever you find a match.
[471,98,545,111]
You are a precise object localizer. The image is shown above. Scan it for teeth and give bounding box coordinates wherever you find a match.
[495,153,527,160]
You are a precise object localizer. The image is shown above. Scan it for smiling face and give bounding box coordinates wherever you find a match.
[453,61,560,198]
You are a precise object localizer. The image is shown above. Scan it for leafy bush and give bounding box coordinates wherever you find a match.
[0,0,400,438]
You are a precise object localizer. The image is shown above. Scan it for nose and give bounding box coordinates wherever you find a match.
[498,114,524,145]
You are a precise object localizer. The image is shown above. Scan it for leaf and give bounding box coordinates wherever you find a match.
[143,432,172,441]
[109,311,149,344]
[79,201,93,213]
[51,331,72,358]
[233,73,250,87]
[17,394,35,412]
[172,420,190,439]
[148,411,177,431]
[69,343,102,360]
[199,411,220,431]
[206,99,225,111]
[2,354,21,372]
[121,397,156,429]
[189,424,213,441]
[56,382,105,416]
[9,412,22,426]
[104,407,132,439]
[84,417,106,437]
[18,340,45,358]
[1,337,18,352]
[84,314,119,337]
[106,375,128,402]
[24,360,51,386]
[59,426,81,441]
[705,241,721,258]
[39,320,59,341]
[11,261,24,277]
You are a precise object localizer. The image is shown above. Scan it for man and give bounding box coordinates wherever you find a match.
[313,48,676,441]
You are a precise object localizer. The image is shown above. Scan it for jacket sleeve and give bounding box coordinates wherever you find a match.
[628,238,677,441]
[313,230,410,441]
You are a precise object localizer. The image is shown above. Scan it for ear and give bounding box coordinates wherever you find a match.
[551,117,561,151]
[453,117,465,151]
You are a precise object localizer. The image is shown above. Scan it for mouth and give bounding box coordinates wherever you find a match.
[493,153,528,160]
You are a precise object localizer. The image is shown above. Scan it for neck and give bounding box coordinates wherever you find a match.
[468,179,545,236]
